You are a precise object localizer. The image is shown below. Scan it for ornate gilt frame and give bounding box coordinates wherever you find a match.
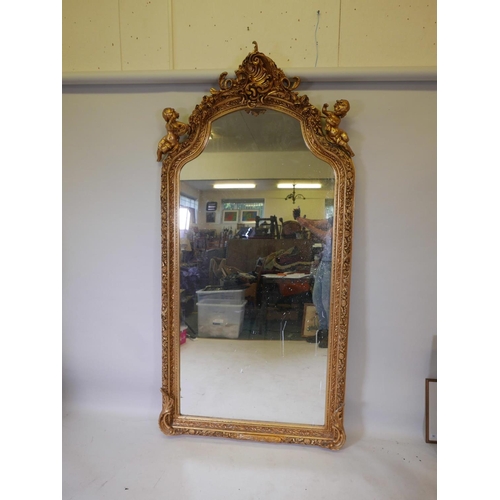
[157,43,355,450]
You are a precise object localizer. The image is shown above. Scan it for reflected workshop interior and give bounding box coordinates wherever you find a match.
[178,110,335,346]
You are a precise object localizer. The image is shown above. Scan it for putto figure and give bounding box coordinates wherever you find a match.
[156,108,191,162]
[322,100,354,157]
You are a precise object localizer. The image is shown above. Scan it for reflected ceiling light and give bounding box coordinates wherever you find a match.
[277,183,322,189]
[213,183,256,189]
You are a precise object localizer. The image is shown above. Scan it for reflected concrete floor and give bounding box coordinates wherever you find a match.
[180,338,328,425]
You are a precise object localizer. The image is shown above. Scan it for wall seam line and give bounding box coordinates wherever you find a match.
[118,0,123,71]
[338,0,342,66]
[167,0,174,70]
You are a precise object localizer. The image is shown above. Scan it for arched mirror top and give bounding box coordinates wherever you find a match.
[157,42,355,173]
[157,42,355,451]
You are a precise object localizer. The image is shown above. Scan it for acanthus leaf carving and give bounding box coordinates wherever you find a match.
[210,41,301,108]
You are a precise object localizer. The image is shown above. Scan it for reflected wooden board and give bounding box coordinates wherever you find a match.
[302,303,320,337]
[225,239,313,273]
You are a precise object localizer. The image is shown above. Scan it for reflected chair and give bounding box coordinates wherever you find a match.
[254,215,279,238]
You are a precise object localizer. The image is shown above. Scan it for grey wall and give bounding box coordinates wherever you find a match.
[62,79,436,439]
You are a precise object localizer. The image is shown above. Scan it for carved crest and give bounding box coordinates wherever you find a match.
[156,42,354,164]
[210,41,301,106]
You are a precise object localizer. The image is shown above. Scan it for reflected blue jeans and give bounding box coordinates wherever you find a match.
[312,260,331,331]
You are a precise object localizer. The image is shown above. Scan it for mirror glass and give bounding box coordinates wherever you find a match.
[178,110,335,425]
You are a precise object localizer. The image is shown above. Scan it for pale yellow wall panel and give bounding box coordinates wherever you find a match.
[172,0,340,70]
[119,0,173,70]
[63,0,436,73]
[339,0,436,66]
[63,0,122,72]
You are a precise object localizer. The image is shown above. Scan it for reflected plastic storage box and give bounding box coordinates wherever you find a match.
[196,287,246,303]
[197,299,247,339]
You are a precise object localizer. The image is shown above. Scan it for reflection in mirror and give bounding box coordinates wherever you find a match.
[179,110,335,425]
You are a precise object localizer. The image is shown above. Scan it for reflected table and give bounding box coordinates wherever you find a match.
[257,273,312,336]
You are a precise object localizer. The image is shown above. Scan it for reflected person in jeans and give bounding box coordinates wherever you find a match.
[295,216,333,348]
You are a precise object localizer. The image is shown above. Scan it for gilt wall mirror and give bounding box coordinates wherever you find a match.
[157,43,355,450]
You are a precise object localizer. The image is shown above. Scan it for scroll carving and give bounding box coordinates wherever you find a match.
[158,388,175,435]
[211,41,300,107]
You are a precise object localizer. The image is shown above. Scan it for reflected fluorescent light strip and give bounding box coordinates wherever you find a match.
[277,183,322,189]
[213,183,256,189]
